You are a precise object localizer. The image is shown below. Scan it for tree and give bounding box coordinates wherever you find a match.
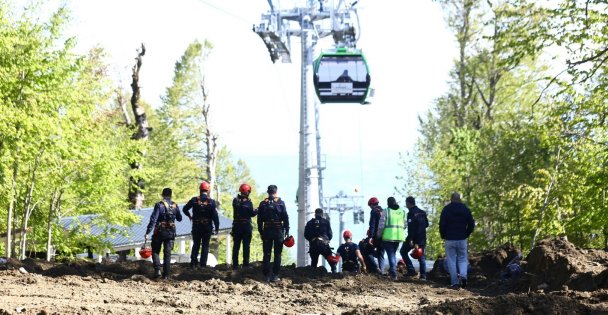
[127,44,151,209]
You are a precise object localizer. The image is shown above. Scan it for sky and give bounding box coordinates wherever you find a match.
[17,0,457,255]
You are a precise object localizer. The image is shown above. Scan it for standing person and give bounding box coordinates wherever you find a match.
[183,181,219,268]
[145,188,182,279]
[367,197,386,274]
[257,185,289,282]
[336,230,366,273]
[377,197,406,281]
[399,196,429,280]
[439,192,475,289]
[304,208,337,273]
[231,183,258,270]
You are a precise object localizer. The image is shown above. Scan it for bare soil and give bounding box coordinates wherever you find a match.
[0,237,607,315]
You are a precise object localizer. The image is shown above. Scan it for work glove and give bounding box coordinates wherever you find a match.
[144,234,148,241]
[213,229,219,236]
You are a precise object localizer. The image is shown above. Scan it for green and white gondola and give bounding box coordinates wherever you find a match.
[313,47,371,104]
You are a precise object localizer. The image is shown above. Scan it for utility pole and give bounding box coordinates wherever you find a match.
[254,0,360,266]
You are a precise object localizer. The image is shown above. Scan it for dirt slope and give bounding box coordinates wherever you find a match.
[0,237,607,315]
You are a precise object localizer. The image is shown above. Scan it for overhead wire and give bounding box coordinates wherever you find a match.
[196,0,257,26]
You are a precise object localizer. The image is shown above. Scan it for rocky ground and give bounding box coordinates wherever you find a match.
[0,237,607,315]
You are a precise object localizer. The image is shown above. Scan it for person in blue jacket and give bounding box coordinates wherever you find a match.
[304,208,337,273]
[367,197,385,274]
[439,192,475,289]
[257,185,289,282]
[231,183,258,269]
[145,188,182,279]
[399,196,429,280]
[183,181,219,268]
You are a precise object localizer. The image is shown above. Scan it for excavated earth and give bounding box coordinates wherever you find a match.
[0,237,607,315]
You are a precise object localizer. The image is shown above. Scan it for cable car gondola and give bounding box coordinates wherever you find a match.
[313,47,371,104]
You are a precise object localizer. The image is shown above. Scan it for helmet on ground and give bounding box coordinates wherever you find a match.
[200,181,210,192]
[343,230,352,239]
[239,183,251,194]
[139,247,152,259]
[411,247,424,260]
[368,197,379,206]
[326,254,340,264]
[283,235,295,247]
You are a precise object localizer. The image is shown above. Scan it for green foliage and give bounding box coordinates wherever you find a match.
[400,0,608,254]
[0,3,136,258]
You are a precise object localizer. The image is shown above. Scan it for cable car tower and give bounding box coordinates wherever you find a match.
[254,0,369,266]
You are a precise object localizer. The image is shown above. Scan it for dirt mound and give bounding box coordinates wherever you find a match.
[427,243,521,287]
[521,237,608,292]
[415,292,608,315]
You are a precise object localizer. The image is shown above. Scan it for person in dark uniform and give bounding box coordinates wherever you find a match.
[257,184,289,282]
[336,230,366,273]
[304,208,337,273]
[231,183,258,270]
[399,196,430,280]
[359,233,380,274]
[367,197,386,274]
[145,188,182,279]
[183,181,219,268]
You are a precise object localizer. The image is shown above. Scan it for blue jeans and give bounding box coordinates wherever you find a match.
[399,243,426,277]
[445,239,468,286]
[383,241,400,280]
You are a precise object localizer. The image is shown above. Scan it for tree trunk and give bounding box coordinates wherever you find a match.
[116,89,132,126]
[531,147,562,248]
[128,44,150,209]
[6,147,19,258]
[46,190,60,261]
[201,80,219,200]
[19,148,43,259]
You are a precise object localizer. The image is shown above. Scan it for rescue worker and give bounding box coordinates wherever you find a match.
[377,197,406,281]
[304,208,337,273]
[367,197,385,274]
[359,234,380,274]
[336,230,366,273]
[257,185,289,282]
[183,181,220,268]
[231,183,258,269]
[399,196,429,280]
[144,188,182,279]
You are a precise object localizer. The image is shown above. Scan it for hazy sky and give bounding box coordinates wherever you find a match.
[18,0,457,252]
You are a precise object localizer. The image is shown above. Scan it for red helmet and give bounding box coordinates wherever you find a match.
[411,247,424,260]
[368,197,379,206]
[239,183,251,194]
[199,181,210,192]
[326,254,340,264]
[283,235,295,247]
[343,230,352,239]
[139,247,152,259]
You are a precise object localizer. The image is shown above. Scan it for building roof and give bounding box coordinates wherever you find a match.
[60,205,233,249]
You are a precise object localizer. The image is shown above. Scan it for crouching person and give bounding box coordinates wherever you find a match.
[145,188,182,279]
[337,230,366,273]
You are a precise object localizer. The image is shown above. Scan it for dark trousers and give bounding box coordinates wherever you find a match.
[309,239,336,272]
[262,237,283,276]
[232,231,252,267]
[151,236,174,276]
[400,243,426,277]
[191,228,212,266]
